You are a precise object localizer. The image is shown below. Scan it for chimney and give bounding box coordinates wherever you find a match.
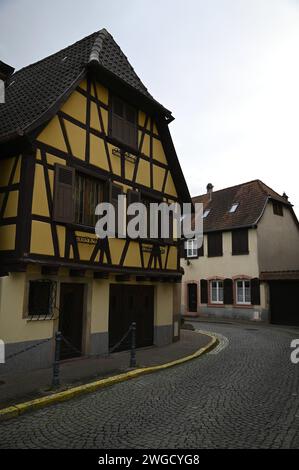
[282,192,289,201]
[207,183,214,201]
[0,60,15,84]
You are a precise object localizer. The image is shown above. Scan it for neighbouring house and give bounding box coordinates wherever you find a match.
[181,180,299,325]
[0,29,191,373]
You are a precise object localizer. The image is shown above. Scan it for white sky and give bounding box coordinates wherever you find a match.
[1,0,299,213]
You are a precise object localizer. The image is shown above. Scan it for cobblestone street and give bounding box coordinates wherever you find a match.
[0,322,299,449]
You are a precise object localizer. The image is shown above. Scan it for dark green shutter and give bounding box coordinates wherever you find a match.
[251,278,261,305]
[223,278,233,304]
[200,279,208,304]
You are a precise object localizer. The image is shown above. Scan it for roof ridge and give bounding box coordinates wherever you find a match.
[11,30,99,78]
[89,29,150,95]
[192,179,261,200]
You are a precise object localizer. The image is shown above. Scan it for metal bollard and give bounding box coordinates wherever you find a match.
[130,322,137,368]
[52,331,62,388]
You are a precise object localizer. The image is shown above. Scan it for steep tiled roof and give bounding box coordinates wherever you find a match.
[0,29,164,141]
[193,179,293,232]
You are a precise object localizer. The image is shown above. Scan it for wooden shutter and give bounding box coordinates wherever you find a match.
[208,232,223,257]
[251,278,261,305]
[200,279,208,304]
[198,242,204,257]
[53,165,75,223]
[179,240,186,258]
[188,283,198,312]
[223,278,233,304]
[109,181,123,234]
[232,229,249,255]
[111,96,137,149]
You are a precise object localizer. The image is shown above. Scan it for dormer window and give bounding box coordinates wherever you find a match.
[272,201,283,216]
[229,203,239,213]
[203,209,211,218]
[110,96,137,149]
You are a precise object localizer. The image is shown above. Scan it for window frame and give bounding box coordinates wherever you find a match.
[186,239,198,258]
[27,279,57,319]
[272,200,283,216]
[74,172,104,228]
[210,280,224,304]
[235,279,251,305]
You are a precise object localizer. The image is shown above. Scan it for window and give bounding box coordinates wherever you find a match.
[229,203,239,213]
[210,280,223,304]
[188,284,198,312]
[110,96,137,149]
[186,239,198,258]
[203,209,211,218]
[232,228,249,255]
[236,280,251,305]
[208,232,223,257]
[28,280,57,318]
[273,201,283,216]
[75,173,103,227]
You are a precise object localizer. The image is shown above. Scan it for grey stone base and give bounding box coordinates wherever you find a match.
[198,306,269,322]
[0,338,54,376]
[90,332,109,356]
[154,324,173,347]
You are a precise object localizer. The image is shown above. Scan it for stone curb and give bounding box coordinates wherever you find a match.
[0,331,218,422]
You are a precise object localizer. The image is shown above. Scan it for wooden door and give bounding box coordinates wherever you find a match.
[59,283,85,359]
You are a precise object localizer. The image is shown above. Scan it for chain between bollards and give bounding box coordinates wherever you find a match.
[130,322,137,368]
[52,331,62,388]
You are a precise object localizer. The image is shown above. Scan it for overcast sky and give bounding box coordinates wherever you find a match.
[1,0,299,212]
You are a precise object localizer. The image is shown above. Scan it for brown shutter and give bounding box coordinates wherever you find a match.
[223,278,233,304]
[208,232,223,257]
[111,97,137,149]
[109,181,123,234]
[251,278,261,305]
[200,279,208,304]
[53,165,75,223]
[232,229,249,255]
[179,240,185,258]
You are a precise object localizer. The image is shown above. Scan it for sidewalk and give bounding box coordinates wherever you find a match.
[0,329,210,409]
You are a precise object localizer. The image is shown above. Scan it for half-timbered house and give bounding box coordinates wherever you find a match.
[0,29,191,372]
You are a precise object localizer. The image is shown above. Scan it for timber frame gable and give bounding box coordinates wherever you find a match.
[0,30,190,281]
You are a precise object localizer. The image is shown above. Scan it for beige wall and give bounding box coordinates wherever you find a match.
[182,228,259,283]
[257,202,299,272]
[0,273,54,343]
[0,270,175,345]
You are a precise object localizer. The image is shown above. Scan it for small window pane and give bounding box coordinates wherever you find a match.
[28,280,56,317]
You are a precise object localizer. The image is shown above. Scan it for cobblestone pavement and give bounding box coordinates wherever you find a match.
[0,322,299,449]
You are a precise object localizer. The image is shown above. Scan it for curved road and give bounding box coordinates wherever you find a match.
[0,322,299,449]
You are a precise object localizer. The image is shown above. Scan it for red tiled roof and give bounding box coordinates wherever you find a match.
[192,179,293,233]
